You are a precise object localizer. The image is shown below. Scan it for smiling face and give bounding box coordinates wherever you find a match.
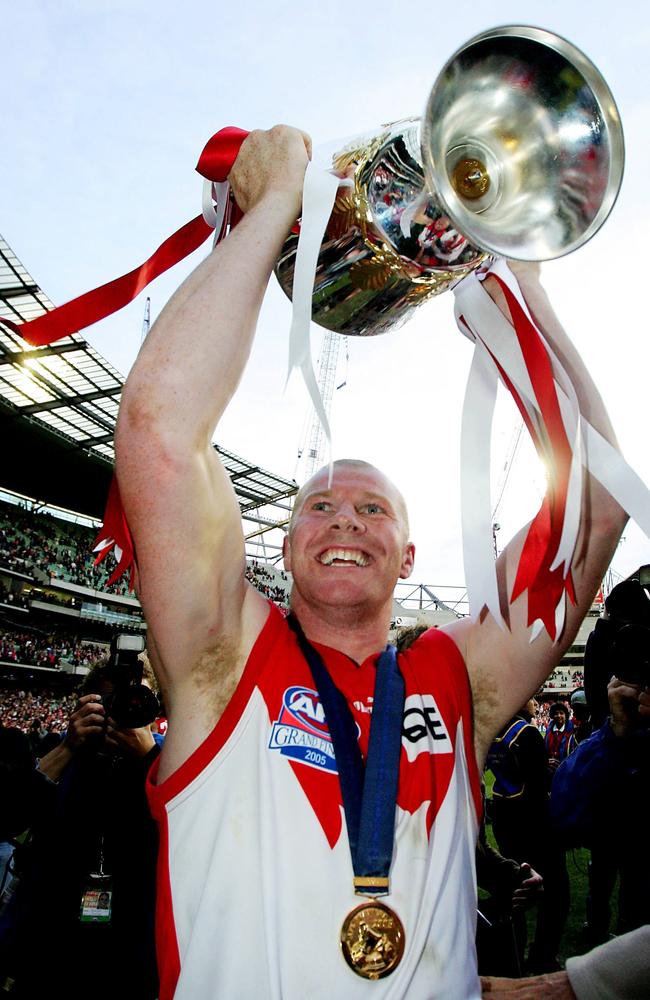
[551,707,567,728]
[283,461,415,618]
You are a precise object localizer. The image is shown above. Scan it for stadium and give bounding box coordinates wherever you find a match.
[2,227,607,688]
[4,2,650,995]
[1,228,601,737]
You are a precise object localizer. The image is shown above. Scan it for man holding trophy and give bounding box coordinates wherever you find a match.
[113,107,628,997]
[101,21,650,998]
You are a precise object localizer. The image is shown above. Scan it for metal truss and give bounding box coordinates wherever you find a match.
[393,581,469,617]
[0,234,297,556]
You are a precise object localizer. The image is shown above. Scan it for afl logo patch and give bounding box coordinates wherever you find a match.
[269,686,337,773]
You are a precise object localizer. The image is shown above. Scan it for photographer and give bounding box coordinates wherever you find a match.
[550,576,650,943]
[0,644,161,1000]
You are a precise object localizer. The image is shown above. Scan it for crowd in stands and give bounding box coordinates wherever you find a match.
[245,559,290,607]
[1,503,295,612]
[0,500,130,596]
[543,666,584,691]
[0,685,78,734]
[0,630,105,671]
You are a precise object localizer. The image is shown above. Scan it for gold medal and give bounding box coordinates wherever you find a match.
[340,901,405,979]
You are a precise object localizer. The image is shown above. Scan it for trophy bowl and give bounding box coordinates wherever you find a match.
[274,25,624,337]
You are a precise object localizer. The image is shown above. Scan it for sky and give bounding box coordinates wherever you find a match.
[2,0,650,595]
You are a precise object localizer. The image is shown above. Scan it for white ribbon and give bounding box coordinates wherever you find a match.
[286,162,343,481]
[454,259,650,640]
[460,333,506,629]
[92,536,123,565]
[202,179,231,247]
[487,261,584,576]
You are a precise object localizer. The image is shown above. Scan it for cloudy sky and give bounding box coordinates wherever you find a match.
[3,0,649,595]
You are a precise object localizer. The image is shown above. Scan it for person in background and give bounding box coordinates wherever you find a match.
[568,689,592,744]
[545,703,576,772]
[487,699,569,972]
[481,925,650,999]
[0,662,161,1000]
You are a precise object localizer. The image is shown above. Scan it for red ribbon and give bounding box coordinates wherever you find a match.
[0,216,213,346]
[92,475,135,587]
[0,126,250,347]
[487,276,576,638]
[1,127,251,589]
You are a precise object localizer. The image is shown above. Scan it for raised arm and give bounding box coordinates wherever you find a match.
[115,127,310,771]
[446,263,628,758]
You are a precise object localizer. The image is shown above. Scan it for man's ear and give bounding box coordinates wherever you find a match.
[282,533,291,572]
[400,542,415,580]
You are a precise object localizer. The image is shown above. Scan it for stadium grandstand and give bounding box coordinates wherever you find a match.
[1,232,602,733]
[0,232,299,725]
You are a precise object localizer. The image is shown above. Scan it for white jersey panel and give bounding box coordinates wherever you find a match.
[163,685,480,1000]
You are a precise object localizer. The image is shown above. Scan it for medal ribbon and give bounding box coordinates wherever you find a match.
[288,615,404,894]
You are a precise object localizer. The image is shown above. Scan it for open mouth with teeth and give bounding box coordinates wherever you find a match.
[317,548,370,567]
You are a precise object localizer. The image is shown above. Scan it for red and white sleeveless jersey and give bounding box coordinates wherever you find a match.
[147,603,483,999]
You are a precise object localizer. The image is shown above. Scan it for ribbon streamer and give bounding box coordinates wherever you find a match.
[0,127,249,347]
[2,125,340,584]
[286,162,342,482]
[455,264,580,639]
[92,475,135,588]
[454,260,650,642]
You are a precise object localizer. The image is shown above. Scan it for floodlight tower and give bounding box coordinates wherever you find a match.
[140,297,151,344]
[302,331,345,480]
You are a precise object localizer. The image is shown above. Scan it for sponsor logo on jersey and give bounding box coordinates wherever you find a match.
[401,694,452,762]
[269,686,337,773]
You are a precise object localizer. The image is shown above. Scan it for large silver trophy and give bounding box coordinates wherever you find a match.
[275,25,624,337]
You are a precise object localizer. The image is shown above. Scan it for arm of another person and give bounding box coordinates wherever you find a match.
[115,127,311,778]
[36,694,106,782]
[445,264,628,762]
[482,925,650,1000]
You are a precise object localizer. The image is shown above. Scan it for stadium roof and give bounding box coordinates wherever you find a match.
[0,233,297,551]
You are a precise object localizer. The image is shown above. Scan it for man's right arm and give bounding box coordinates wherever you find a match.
[115,127,310,773]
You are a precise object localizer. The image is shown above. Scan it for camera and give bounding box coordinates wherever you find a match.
[611,624,650,687]
[584,571,650,725]
[100,633,160,729]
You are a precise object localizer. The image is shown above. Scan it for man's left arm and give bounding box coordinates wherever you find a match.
[446,264,628,757]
